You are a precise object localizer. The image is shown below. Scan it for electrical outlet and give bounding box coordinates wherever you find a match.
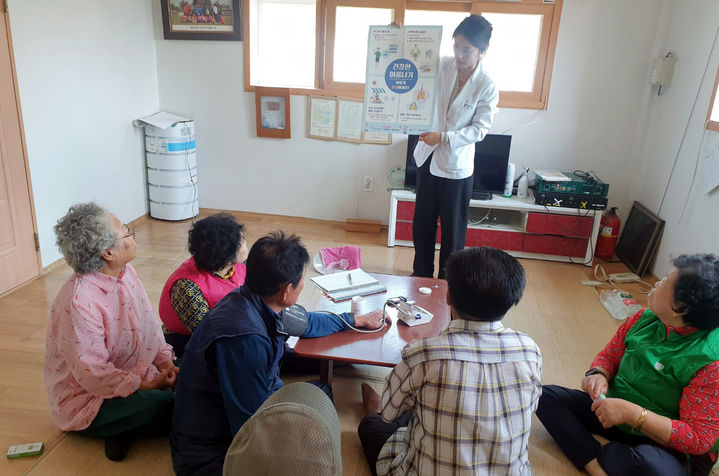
[363,176,373,192]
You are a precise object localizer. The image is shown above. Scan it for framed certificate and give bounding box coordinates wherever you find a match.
[335,98,364,143]
[255,87,291,139]
[307,96,337,140]
[362,132,392,145]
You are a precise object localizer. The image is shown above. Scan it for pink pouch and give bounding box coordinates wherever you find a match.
[320,246,362,271]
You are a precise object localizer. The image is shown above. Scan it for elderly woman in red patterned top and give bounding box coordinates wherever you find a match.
[537,254,719,476]
[159,213,248,358]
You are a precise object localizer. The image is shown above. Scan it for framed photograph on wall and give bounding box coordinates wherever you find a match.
[160,0,242,41]
[335,98,364,143]
[307,97,337,140]
[255,87,291,138]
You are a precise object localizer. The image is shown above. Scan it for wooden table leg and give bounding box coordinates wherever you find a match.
[320,360,334,384]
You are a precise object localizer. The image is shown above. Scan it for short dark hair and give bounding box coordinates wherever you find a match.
[244,231,309,297]
[453,15,492,53]
[188,213,245,272]
[672,254,719,330]
[445,247,525,321]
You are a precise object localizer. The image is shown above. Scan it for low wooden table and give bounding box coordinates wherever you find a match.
[293,273,450,383]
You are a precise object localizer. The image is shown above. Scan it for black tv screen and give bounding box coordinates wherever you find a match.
[404,134,511,196]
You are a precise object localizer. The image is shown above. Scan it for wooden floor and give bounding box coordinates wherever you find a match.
[0,209,657,475]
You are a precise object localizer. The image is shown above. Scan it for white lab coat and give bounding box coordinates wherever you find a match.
[413,56,499,179]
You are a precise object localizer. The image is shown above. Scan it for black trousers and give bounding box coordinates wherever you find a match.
[412,155,473,278]
[536,385,713,476]
[357,412,412,476]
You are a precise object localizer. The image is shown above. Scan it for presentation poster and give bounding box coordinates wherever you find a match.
[363,25,442,135]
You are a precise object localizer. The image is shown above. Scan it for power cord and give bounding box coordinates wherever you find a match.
[468,208,491,226]
[182,122,199,222]
[592,264,653,292]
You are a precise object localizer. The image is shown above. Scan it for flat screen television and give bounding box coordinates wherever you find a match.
[403,134,512,197]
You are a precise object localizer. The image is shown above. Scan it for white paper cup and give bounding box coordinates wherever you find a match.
[351,296,369,315]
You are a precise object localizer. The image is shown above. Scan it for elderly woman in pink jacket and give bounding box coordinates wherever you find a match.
[44,203,178,461]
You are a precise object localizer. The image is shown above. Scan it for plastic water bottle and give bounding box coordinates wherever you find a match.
[503,163,516,198]
[599,289,644,320]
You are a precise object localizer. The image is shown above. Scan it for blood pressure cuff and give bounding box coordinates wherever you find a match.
[279,305,310,337]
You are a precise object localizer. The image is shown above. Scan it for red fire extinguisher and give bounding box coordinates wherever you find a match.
[596,207,620,260]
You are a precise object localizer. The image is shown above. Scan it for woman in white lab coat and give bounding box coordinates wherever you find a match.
[412,15,499,278]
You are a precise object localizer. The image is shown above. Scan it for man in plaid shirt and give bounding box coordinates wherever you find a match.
[358,247,542,475]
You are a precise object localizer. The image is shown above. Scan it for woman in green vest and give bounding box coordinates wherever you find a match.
[536,254,719,476]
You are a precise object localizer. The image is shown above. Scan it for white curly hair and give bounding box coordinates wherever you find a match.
[54,202,119,274]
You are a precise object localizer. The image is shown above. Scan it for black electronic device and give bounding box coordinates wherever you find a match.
[534,192,608,210]
[403,134,511,197]
[535,171,609,197]
[473,191,492,200]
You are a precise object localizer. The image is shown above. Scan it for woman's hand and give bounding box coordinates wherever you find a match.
[581,373,609,400]
[139,366,177,391]
[591,397,640,429]
[354,310,390,329]
[419,132,442,146]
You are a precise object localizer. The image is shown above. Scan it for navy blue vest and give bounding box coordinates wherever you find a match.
[170,285,286,475]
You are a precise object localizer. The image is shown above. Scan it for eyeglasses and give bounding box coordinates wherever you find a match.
[122,224,136,240]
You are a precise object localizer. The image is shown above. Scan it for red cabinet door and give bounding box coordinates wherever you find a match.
[396,201,415,220]
[465,229,525,251]
[523,234,588,258]
[395,221,413,241]
[526,213,593,238]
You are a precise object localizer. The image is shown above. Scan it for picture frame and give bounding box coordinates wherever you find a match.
[335,98,364,143]
[307,96,338,140]
[255,87,291,139]
[362,132,392,145]
[615,201,665,276]
[160,0,242,41]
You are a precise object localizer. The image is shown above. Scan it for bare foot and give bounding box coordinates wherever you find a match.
[361,382,381,414]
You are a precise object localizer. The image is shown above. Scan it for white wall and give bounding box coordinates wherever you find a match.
[9,0,160,266]
[152,0,661,226]
[12,0,708,271]
[630,0,719,277]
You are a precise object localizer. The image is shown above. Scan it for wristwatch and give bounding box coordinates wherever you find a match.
[585,368,605,377]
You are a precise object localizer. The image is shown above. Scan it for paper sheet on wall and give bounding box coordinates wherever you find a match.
[134,112,192,129]
[363,25,442,135]
[703,139,719,194]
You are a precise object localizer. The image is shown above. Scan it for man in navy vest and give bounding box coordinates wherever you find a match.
[170,231,385,475]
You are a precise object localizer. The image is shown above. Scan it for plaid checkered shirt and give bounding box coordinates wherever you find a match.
[376,319,542,475]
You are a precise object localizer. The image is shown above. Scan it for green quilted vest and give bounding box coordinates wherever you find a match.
[608,309,719,441]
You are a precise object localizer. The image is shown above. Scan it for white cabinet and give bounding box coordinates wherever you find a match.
[388,189,602,266]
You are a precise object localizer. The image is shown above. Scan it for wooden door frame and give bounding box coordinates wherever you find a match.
[3,7,43,277]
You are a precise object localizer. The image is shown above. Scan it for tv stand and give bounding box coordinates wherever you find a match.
[388,189,602,266]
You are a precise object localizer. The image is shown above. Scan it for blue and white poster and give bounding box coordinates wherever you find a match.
[363,25,442,135]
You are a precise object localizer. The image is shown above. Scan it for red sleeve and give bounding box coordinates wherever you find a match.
[589,310,644,378]
[666,362,719,458]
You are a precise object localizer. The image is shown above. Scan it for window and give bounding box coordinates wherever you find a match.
[244,0,563,109]
[708,64,719,133]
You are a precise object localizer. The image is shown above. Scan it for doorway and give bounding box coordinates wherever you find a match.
[0,12,40,294]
